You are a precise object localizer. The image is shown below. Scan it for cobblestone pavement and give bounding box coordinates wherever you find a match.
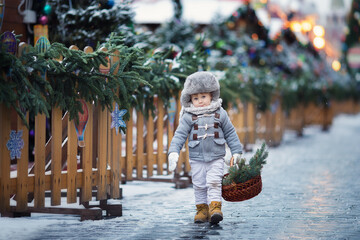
[5,113,360,240]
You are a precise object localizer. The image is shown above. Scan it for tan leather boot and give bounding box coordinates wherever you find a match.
[194,204,209,223]
[209,201,223,224]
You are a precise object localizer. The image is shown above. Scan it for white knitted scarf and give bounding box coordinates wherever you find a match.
[181,98,222,116]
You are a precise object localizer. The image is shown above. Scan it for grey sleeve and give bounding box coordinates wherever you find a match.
[220,108,243,154]
[168,114,192,155]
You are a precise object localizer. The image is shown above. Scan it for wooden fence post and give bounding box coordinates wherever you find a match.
[81,102,93,202]
[146,110,154,177]
[16,43,30,211]
[0,104,11,213]
[246,102,256,146]
[156,99,165,175]
[50,108,62,206]
[97,47,110,200]
[34,111,46,208]
[136,111,144,179]
[109,49,121,199]
[125,109,133,181]
[67,117,78,203]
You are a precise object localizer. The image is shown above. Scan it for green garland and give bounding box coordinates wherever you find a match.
[0,33,151,131]
[222,142,268,186]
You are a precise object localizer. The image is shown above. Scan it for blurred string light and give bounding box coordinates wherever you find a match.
[290,21,302,32]
[313,25,325,37]
[312,25,325,49]
[313,37,325,49]
[332,60,341,71]
[301,20,312,32]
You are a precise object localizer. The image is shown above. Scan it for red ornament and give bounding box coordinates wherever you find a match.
[226,49,233,56]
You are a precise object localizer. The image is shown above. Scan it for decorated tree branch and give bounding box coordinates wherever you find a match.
[1,33,151,132]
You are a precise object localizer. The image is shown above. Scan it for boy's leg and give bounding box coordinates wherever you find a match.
[190,160,209,223]
[206,158,224,203]
[206,158,224,224]
[190,160,207,204]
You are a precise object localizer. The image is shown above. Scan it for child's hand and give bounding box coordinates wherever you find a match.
[233,153,242,165]
[168,152,179,171]
[225,153,242,166]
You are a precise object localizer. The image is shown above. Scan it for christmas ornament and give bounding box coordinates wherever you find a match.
[0,31,17,55]
[111,103,127,135]
[39,15,48,25]
[226,49,233,56]
[216,40,226,49]
[1,31,17,78]
[35,36,50,53]
[35,36,50,79]
[107,0,115,8]
[43,4,52,15]
[74,100,89,147]
[6,130,25,160]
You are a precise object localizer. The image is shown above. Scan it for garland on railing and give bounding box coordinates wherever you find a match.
[0,33,151,131]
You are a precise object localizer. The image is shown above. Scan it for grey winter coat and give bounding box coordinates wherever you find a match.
[168,106,243,162]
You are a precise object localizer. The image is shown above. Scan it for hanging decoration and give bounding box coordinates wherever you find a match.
[43,3,52,15]
[35,36,50,53]
[107,0,115,8]
[6,130,25,160]
[111,103,127,135]
[1,31,17,79]
[74,100,89,147]
[0,31,17,55]
[39,15,48,25]
[35,36,50,79]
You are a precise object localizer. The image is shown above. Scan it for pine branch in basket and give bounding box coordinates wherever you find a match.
[222,142,268,186]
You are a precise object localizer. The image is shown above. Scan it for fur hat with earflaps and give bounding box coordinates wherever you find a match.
[180,71,220,108]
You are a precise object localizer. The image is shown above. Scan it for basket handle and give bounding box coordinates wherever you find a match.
[229,156,234,167]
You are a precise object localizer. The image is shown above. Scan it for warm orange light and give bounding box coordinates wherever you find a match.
[313,25,325,37]
[301,21,312,32]
[252,33,259,41]
[290,21,302,32]
[332,60,341,71]
[313,37,325,49]
[260,0,267,3]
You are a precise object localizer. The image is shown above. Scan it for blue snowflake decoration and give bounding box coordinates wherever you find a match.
[111,103,127,135]
[6,130,24,160]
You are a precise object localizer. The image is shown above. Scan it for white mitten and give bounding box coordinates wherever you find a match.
[168,152,179,171]
[232,153,242,165]
[225,156,232,166]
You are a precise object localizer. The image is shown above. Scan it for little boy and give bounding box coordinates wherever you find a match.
[168,71,243,224]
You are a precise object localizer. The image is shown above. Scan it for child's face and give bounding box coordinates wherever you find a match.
[190,92,212,108]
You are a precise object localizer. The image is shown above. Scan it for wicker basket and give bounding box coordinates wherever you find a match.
[222,157,262,202]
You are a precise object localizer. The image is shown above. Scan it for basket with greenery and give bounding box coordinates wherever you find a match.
[222,142,268,202]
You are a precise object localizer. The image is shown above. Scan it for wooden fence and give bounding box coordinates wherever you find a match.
[1,41,360,220]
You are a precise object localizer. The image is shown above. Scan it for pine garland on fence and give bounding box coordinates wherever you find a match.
[222,142,268,186]
[0,34,51,128]
[0,33,151,131]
